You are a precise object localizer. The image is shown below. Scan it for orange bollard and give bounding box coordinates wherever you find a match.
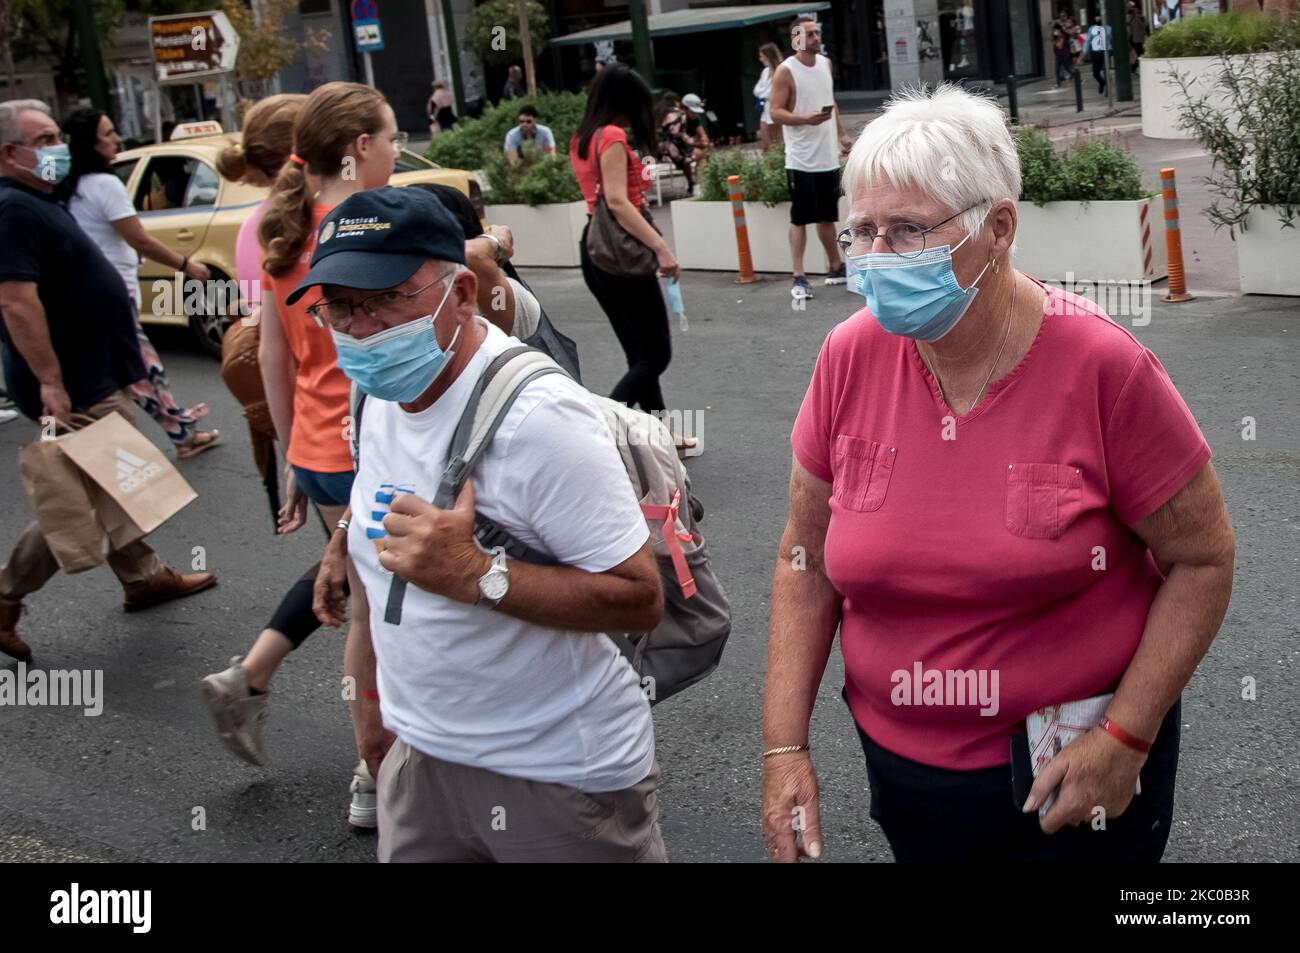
[727,175,763,284]
[1160,168,1194,303]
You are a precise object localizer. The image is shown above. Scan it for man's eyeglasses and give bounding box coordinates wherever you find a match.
[307,276,446,333]
[836,203,986,259]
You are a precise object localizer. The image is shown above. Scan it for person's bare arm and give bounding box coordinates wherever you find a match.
[343,555,394,781]
[762,457,842,862]
[764,459,841,742]
[0,280,69,422]
[377,483,664,634]
[257,292,296,448]
[465,234,515,334]
[110,215,209,280]
[1106,462,1235,742]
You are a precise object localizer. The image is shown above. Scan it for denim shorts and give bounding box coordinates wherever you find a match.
[291,465,355,507]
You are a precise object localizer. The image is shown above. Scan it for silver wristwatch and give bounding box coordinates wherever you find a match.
[476,548,510,608]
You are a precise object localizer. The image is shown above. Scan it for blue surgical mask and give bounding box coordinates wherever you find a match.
[847,228,994,342]
[26,143,71,184]
[330,277,461,403]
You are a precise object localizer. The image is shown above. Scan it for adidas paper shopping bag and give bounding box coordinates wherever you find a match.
[57,411,198,550]
[18,425,108,573]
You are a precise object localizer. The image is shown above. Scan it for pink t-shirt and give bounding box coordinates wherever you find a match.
[790,282,1210,770]
[235,199,268,311]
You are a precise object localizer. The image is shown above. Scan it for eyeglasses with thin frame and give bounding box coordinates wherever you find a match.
[391,131,410,152]
[836,203,986,259]
[307,275,447,333]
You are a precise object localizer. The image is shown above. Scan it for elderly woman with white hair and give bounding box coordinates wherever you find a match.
[761,85,1234,863]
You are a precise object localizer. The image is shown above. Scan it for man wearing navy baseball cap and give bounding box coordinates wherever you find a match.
[304,186,666,863]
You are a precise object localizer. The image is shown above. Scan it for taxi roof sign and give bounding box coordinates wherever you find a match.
[170,120,224,141]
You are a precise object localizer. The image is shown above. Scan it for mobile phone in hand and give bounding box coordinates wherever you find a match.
[821,105,834,113]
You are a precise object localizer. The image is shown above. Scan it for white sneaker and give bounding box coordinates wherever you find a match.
[349,760,378,829]
[0,408,17,425]
[200,656,268,766]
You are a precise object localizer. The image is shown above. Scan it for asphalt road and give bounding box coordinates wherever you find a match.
[1,266,1296,863]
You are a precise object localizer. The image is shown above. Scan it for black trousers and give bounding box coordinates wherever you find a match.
[855,697,1181,863]
[579,222,672,413]
[1091,50,1108,93]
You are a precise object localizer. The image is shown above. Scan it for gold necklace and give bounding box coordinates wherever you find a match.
[924,275,1018,415]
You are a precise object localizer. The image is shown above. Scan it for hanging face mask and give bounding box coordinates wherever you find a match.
[23,143,71,185]
[331,276,461,403]
[846,224,994,342]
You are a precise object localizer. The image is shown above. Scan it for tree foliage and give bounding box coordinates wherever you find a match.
[465,0,548,70]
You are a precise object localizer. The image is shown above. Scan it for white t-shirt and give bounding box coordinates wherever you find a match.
[349,318,655,792]
[69,172,141,306]
[507,276,540,339]
[780,54,839,172]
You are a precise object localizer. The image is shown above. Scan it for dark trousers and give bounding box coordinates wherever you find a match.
[1091,50,1108,93]
[578,222,672,414]
[855,698,1181,862]
[1054,52,1076,84]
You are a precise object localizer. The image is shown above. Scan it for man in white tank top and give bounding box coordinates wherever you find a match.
[769,14,854,301]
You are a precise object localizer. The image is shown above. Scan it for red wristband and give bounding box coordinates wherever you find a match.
[361,689,380,702]
[1099,716,1151,754]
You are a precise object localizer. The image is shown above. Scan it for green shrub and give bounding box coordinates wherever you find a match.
[1014,127,1144,204]
[1058,139,1144,202]
[425,91,587,171]
[1172,48,1300,230]
[1143,11,1300,58]
[1015,128,1064,204]
[481,143,582,207]
[697,145,790,204]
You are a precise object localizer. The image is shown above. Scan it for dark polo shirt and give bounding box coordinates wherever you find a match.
[0,176,144,421]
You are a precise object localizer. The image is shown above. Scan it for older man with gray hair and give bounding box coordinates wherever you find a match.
[294,186,667,862]
[0,99,216,663]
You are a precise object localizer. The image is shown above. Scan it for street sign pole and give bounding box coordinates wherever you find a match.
[350,0,384,90]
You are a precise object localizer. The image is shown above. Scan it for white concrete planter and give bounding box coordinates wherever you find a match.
[1140,53,1276,140]
[484,201,588,267]
[1237,207,1300,296]
[1014,197,1166,284]
[671,196,850,273]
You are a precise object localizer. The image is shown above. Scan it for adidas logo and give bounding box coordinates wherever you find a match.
[116,447,162,493]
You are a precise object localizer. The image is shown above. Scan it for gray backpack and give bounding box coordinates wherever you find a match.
[351,345,730,704]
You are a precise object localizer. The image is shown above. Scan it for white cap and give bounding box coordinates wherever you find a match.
[682,94,706,114]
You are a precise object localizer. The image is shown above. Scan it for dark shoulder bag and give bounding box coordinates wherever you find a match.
[585,127,662,277]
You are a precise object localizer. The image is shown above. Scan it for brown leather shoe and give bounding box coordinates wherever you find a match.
[122,567,217,612]
[0,600,32,662]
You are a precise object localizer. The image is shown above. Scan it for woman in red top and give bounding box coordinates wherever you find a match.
[570,65,680,418]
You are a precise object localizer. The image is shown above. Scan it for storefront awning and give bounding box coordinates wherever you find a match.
[548,2,831,48]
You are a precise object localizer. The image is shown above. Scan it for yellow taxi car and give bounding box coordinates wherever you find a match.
[113,125,483,355]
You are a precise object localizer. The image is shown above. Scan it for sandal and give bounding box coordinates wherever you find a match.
[176,429,221,460]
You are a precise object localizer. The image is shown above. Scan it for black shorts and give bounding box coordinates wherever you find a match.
[787,168,841,226]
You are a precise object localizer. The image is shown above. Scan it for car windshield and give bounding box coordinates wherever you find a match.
[396,149,436,172]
